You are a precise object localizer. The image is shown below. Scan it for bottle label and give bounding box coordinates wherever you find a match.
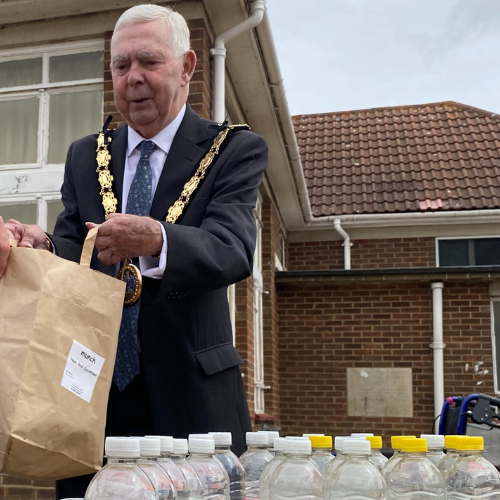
[60,340,105,402]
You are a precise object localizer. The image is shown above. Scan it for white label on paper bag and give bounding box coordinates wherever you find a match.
[61,340,105,403]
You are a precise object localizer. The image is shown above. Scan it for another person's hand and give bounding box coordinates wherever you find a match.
[87,213,163,266]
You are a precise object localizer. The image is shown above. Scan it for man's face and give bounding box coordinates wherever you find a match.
[111,20,196,138]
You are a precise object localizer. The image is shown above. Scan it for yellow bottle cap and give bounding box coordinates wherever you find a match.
[455,436,484,451]
[366,436,383,449]
[401,438,428,453]
[444,435,460,450]
[309,436,332,449]
[391,435,416,449]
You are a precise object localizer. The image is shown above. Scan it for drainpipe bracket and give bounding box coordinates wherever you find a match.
[211,47,226,57]
[430,342,446,349]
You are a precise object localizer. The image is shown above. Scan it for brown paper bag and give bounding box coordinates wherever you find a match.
[0,228,125,479]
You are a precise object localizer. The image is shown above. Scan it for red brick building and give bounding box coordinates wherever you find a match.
[1,0,500,497]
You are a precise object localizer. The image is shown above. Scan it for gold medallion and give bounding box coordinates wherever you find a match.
[116,261,142,305]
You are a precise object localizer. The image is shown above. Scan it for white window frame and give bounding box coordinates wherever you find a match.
[0,40,104,172]
[253,196,267,414]
[491,297,500,395]
[436,235,500,267]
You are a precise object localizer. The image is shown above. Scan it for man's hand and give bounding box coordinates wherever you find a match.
[87,213,163,266]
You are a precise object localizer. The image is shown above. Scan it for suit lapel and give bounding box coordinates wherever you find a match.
[150,105,212,221]
[109,124,127,214]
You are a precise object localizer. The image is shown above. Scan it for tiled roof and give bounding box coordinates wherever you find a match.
[293,101,500,216]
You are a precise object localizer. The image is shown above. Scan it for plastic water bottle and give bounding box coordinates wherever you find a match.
[421,434,445,467]
[322,436,351,482]
[171,439,204,500]
[269,436,322,500]
[308,435,334,471]
[209,432,245,500]
[382,436,416,481]
[136,437,178,500]
[258,431,280,456]
[324,437,386,500]
[259,437,286,500]
[437,436,460,476]
[85,437,155,500]
[387,437,446,500]
[187,436,230,500]
[147,436,190,500]
[446,436,500,499]
[366,436,388,471]
[240,432,273,499]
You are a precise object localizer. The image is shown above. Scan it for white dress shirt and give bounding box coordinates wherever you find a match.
[123,103,186,278]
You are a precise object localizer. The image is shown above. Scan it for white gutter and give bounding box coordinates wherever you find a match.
[430,282,445,427]
[333,219,351,270]
[256,13,314,223]
[211,0,266,123]
[297,209,500,230]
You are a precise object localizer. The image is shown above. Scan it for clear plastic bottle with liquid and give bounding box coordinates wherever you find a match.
[446,436,500,500]
[322,436,351,483]
[366,436,388,471]
[259,437,286,500]
[420,434,445,468]
[308,435,334,471]
[239,432,273,500]
[187,436,230,500]
[171,439,204,500]
[387,437,446,500]
[382,436,416,481]
[84,437,156,500]
[269,437,323,500]
[209,432,245,500]
[437,436,460,476]
[324,438,386,500]
[136,437,178,500]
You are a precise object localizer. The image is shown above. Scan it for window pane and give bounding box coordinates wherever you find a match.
[474,239,500,266]
[49,52,104,83]
[46,200,64,234]
[0,58,42,88]
[0,98,39,165]
[0,204,37,225]
[48,90,103,164]
[438,239,469,266]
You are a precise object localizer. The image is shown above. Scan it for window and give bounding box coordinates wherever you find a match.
[253,197,267,414]
[437,237,500,267]
[0,41,104,170]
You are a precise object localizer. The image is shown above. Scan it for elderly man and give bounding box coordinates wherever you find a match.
[0,4,267,497]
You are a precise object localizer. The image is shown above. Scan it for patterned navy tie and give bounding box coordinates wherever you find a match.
[113,139,156,392]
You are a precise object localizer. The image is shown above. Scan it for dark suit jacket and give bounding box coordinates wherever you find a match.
[50,105,268,455]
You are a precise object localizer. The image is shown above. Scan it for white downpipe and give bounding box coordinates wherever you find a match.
[211,0,266,123]
[333,218,351,270]
[431,282,445,429]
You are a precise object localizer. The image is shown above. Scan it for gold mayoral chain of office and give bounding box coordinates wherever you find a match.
[95,116,250,305]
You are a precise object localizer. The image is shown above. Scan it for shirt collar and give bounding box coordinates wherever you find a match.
[126,103,186,157]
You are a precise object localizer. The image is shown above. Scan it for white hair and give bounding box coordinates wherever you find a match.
[111,4,191,58]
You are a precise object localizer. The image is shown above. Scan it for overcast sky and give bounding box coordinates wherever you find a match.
[266,0,500,116]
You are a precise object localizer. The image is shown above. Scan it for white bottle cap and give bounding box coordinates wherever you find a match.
[334,436,349,452]
[351,433,374,437]
[189,434,214,441]
[421,434,445,449]
[258,431,280,446]
[343,439,371,455]
[246,432,269,446]
[189,436,215,454]
[173,438,189,455]
[209,432,232,446]
[145,435,173,454]
[284,437,311,454]
[274,437,286,452]
[105,437,140,458]
[136,437,161,457]
[303,433,325,437]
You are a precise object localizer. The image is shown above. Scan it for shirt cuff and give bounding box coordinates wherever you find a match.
[140,222,167,279]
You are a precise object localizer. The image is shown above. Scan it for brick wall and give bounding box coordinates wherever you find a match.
[0,476,55,500]
[287,237,436,270]
[277,281,494,446]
